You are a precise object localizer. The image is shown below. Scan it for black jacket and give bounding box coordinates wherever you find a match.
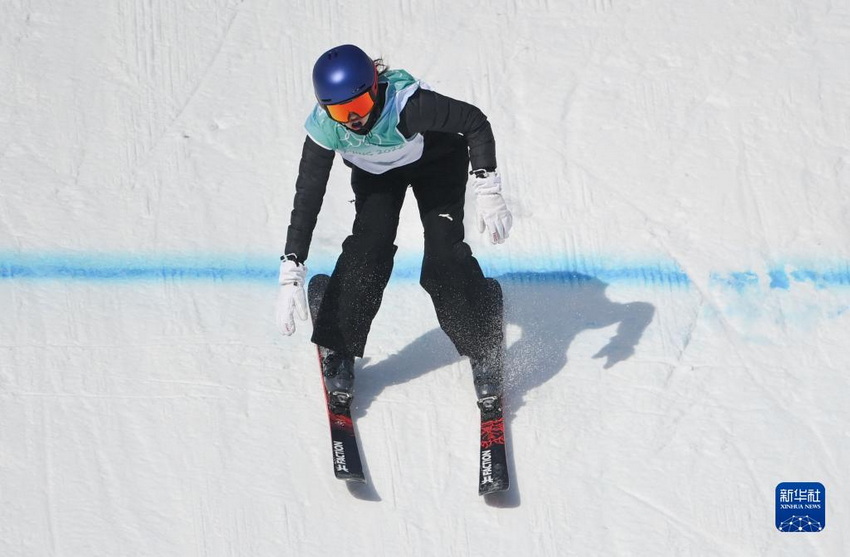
[284,87,498,262]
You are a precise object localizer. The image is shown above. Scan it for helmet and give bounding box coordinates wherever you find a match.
[312,44,377,105]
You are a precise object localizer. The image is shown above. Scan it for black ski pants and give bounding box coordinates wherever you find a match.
[311,133,502,360]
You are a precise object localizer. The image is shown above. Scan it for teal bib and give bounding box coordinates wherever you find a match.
[305,69,426,174]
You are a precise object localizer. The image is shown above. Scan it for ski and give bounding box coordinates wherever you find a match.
[478,395,509,494]
[308,273,507,492]
[308,273,366,483]
[478,278,510,495]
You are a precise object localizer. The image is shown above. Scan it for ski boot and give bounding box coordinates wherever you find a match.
[320,347,355,410]
[471,353,503,413]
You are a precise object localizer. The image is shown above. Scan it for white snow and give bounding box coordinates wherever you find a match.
[2,0,849,555]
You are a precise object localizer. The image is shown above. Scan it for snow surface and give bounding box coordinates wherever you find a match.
[2,0,850,555]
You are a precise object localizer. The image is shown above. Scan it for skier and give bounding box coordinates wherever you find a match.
[275,44,513,406]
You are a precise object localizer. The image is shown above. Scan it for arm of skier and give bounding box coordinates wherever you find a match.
[399,90,512,244]
[277,137,334,336]
[399,89,496,169]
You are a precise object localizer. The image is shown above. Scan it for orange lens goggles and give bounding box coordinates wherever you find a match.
[324,90,376,123]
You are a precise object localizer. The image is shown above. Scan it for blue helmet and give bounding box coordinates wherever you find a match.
[312,44,377,105]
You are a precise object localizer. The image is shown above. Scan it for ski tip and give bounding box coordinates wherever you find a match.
[308,273,331,290]
[335,472,367,484]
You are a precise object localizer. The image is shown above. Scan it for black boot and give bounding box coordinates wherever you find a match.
[320,347,355,406]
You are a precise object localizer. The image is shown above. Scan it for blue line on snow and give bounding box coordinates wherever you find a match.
[1,253,849,289]
[709,271,760,292]
[0,253,691,286]
[0,254,276,282]
[712,264,850,291]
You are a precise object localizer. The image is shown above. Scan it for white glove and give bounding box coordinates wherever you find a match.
[275,258,308,336]
[472,170,513,244]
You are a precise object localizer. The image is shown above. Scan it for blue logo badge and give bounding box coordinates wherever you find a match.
[775,482,825,532]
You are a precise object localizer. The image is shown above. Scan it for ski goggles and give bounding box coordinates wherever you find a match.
[323,90,376,123]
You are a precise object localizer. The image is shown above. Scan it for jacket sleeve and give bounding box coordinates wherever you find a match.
[283,136,335,263]
[398,89,497,172]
